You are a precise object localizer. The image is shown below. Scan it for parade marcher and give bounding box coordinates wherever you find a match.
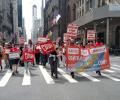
[22,43,29,73]
[0,45,3,70]
[35,44,40,65]
[49,48,59,78]
[3,43,10,69]
[9,44,20,75]
[22,43,35,74]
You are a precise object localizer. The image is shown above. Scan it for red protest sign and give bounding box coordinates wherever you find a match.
[39,40,55,54]
[67,24,78,34]
[66,45,80,68]
[23,51,35,62]
[64,33,77,43]
[87,30,96,41]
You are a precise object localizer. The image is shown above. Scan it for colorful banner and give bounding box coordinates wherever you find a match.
[39,40,55,54]
[23,51,35,62]
[66,45,80,68]
[73,46,110,72]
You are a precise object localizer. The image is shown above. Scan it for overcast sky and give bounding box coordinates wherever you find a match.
[23,0,42,39]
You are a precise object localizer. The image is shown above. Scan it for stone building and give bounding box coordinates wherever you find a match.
[72,0,120,48]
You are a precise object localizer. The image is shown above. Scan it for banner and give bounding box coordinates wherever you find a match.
[23,51,35,62]
[39,40,55,54]
[74,46,110,72]
[66,45,80,68]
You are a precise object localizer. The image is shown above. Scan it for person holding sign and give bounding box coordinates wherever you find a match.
[9,44,20,75]
[22,43,35,74]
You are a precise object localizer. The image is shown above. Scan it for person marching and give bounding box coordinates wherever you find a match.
[22,43,35,74]
[9,44,20,75]
[49,48,59,78]
[0,45,3,71]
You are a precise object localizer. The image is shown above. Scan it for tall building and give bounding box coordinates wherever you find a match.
[72,0,120,48]
[0,0,13,43]
[31,5,41,44]
[44,0,60,40]
[32,5,37,22]
[12,0,18,34]
[17,0,22,28]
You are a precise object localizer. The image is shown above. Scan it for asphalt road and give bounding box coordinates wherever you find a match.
[0,56,120,100]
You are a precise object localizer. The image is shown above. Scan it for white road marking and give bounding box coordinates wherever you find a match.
[22,70,31,86]
[39,65,55,84]
[0,70,13,87]
[112,64,120,68]
[58,68,78,83]
[101,73,120,81]
[104,69,115,73]
[111,67,120,71]
[79,72,100,82]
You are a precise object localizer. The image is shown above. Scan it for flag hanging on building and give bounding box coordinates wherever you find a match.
[46,31,52,38]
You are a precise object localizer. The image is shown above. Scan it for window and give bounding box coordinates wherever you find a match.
[73,4,76,21]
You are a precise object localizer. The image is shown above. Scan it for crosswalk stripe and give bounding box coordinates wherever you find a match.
[58,68,78,83]
[101,73,120,81]
[104,69,115,73]
[112,64,120,68]
[111,67,120,71]
[39,65,55,84]
[22,70,31,86]
[79,72,100,82]
[0,70,13,87]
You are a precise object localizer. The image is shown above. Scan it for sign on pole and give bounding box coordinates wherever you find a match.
[67,24,78,34]
[87,30,96,41]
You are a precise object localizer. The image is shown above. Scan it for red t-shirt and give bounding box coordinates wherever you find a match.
[10,47,20,53]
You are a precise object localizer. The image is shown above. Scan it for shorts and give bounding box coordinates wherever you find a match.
[9,59,19,65]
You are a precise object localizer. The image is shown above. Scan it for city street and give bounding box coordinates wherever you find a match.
[0,56,120,100]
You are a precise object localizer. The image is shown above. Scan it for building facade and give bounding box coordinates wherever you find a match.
[0,0,13,43]
[72,0,120,48]
[44,0,59,40]
[17,0,23,36]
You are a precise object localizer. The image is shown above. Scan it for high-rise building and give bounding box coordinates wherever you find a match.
[0,0,13,43]
[31,5,41,44]
[17,0,22,28]
[32,5,37,22]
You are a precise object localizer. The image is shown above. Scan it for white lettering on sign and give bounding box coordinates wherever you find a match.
[81,49,89,56]
[9,53,20,59]
[25,53,34,59]
[67,24,78,34]
[87,30,96,40]
[90,46,106,54]
[68,56,79,61]
[41,43,53,51]
[68,48,79,54]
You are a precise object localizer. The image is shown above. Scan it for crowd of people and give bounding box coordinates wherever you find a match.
[0,39,103,78]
